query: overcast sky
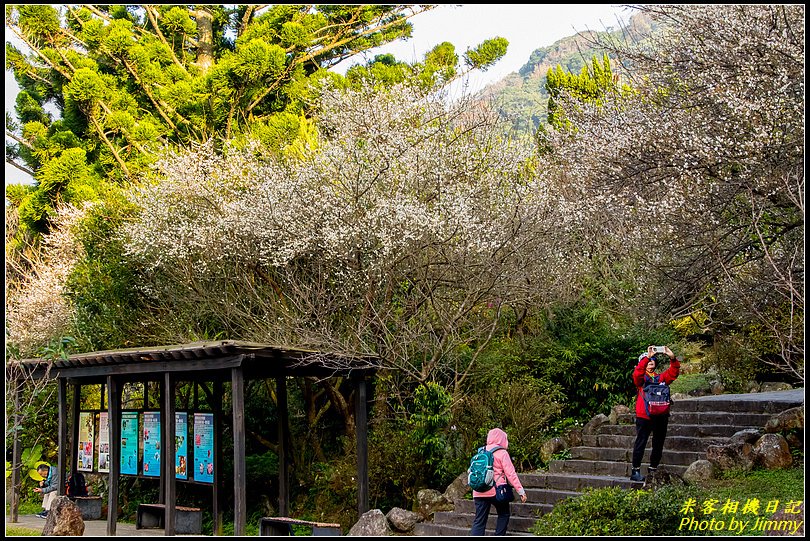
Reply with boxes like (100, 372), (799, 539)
(5, 4), (636, 187)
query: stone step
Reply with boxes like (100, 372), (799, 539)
(548, 459), (687, 477)
(582, 433), (726, 452)
(665, 395), (803, 413)
(454, 498), (555, 517)
(414, 522), (533, 536)
(616, 411), (775, 426)
(519, 472), (643, 491)
(430, 510), (539, 533)
(571, 446), (704, 466)
(598, 423), (759, 438)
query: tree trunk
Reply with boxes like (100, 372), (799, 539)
(194, 7), (214, 72)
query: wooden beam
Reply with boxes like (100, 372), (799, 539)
(355, 377), (369, 516)
(107, 376), (121, 535)
(231, 366), (246, 536)
(276, 376), (289, 517)
(163, 372), (176, 535)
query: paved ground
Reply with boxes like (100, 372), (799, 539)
(7, 514), (170, 536)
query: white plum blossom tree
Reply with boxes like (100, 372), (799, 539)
(540, 4), (804, 380)
(122, 83), (575, 389)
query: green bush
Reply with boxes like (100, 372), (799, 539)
(530, 484), (704, 536)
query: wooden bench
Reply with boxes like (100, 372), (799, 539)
(260, 517), (342, 536)
(69, 496), (102, 520)
(136, 503), (202, 534)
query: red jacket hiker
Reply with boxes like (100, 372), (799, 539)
(633, 352), (680, 420)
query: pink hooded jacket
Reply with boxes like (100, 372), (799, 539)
(472, 428), (526, 498)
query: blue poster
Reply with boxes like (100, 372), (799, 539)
(193, 413), (214, 483)
(175, 412), (188, 480)
(143, 412), (161, 477)
(120, 412), (139, 475)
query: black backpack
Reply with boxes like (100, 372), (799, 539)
(66, 472), (88, 497)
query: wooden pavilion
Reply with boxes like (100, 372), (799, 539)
(7, 340), (379, 535)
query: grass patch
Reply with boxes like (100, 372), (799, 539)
(670, 373), (711, 395)
(5, 526), (40, 536)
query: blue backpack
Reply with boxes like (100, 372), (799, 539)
(643, 374), (672, 416)
(467, 445), (503, 491)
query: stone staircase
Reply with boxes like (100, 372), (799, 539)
(414, 389), (804, 536)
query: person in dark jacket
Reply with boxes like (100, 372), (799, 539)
(33, 463), (58, 518)
(630, 345), (680, 482)
(470, 427), (528, 536)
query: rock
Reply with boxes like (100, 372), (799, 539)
(582, 414), (609, 435)
(746, 381), (761, 393)
(710, 380), (725, 395)
(752, 433), (793, 469)
(608, 404), (630, 425)
(729, 428), (764, 445)
(385, 507), (422, 532)
(540, 437), (567, 464)
(764, 502), (804, 536)
(671, 392), (691, 401)
(644, 468), (685, 489)
(348, 509), (391, 536)
(42, 496), (85, 536)
(443, 471), (469, 502)
(683, 460), (716, 484)
(564, 428), (583, 447)
(760, 382), (793, 392)
(706, 442), (754, 471)
(764, 406), (804, 434)
(415, 488), (453, 520)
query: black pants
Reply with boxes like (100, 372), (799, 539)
(632, 415), (669, 469)
(470, 497), (511, 536)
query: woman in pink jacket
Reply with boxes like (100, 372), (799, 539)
(470, 427), (527, 536)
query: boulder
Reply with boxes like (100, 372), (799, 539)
(609, 404), (631, 425)
(764, 501), (804, 536)
(563, 428), (583, 447)
(582, 414), (609, 435)
(752, 433), (793, 469)
(42, 496), (85, 536)
(385, 507), (422, 532)
(415, 488), (453, 520)
(443, 471), (469, 502)
(540, 437), (567, 464)
(760, 382), (793, 392)
(764, 406), (804, 434)
(644, 468), (685, 489)
(683, 460), (716, 484)
(729, 428), (764, 446)
(706, 442), (753, 471)
(348, 509), (391, 536)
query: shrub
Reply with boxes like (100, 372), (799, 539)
(530, 484), (704, 536)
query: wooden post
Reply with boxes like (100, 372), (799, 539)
(355, 377), (369, 516)
(213, 379), (223, 536)
(276, 375), (289, 517)
(58, 379), (68, 496)
(10, 378), (21, 523)
(107, 376), (121, 536)
(163, 372), (176, 535)
(231, 366), (246, 535)
(71, 383), (81, 482)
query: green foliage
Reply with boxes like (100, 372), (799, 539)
(464, 37), (509, 72)
(409, 382), (453, 478)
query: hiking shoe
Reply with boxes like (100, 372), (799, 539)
(36, 511), (47, 519)
(630, 468), (645, 482)
(648, 466), (658, 476)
